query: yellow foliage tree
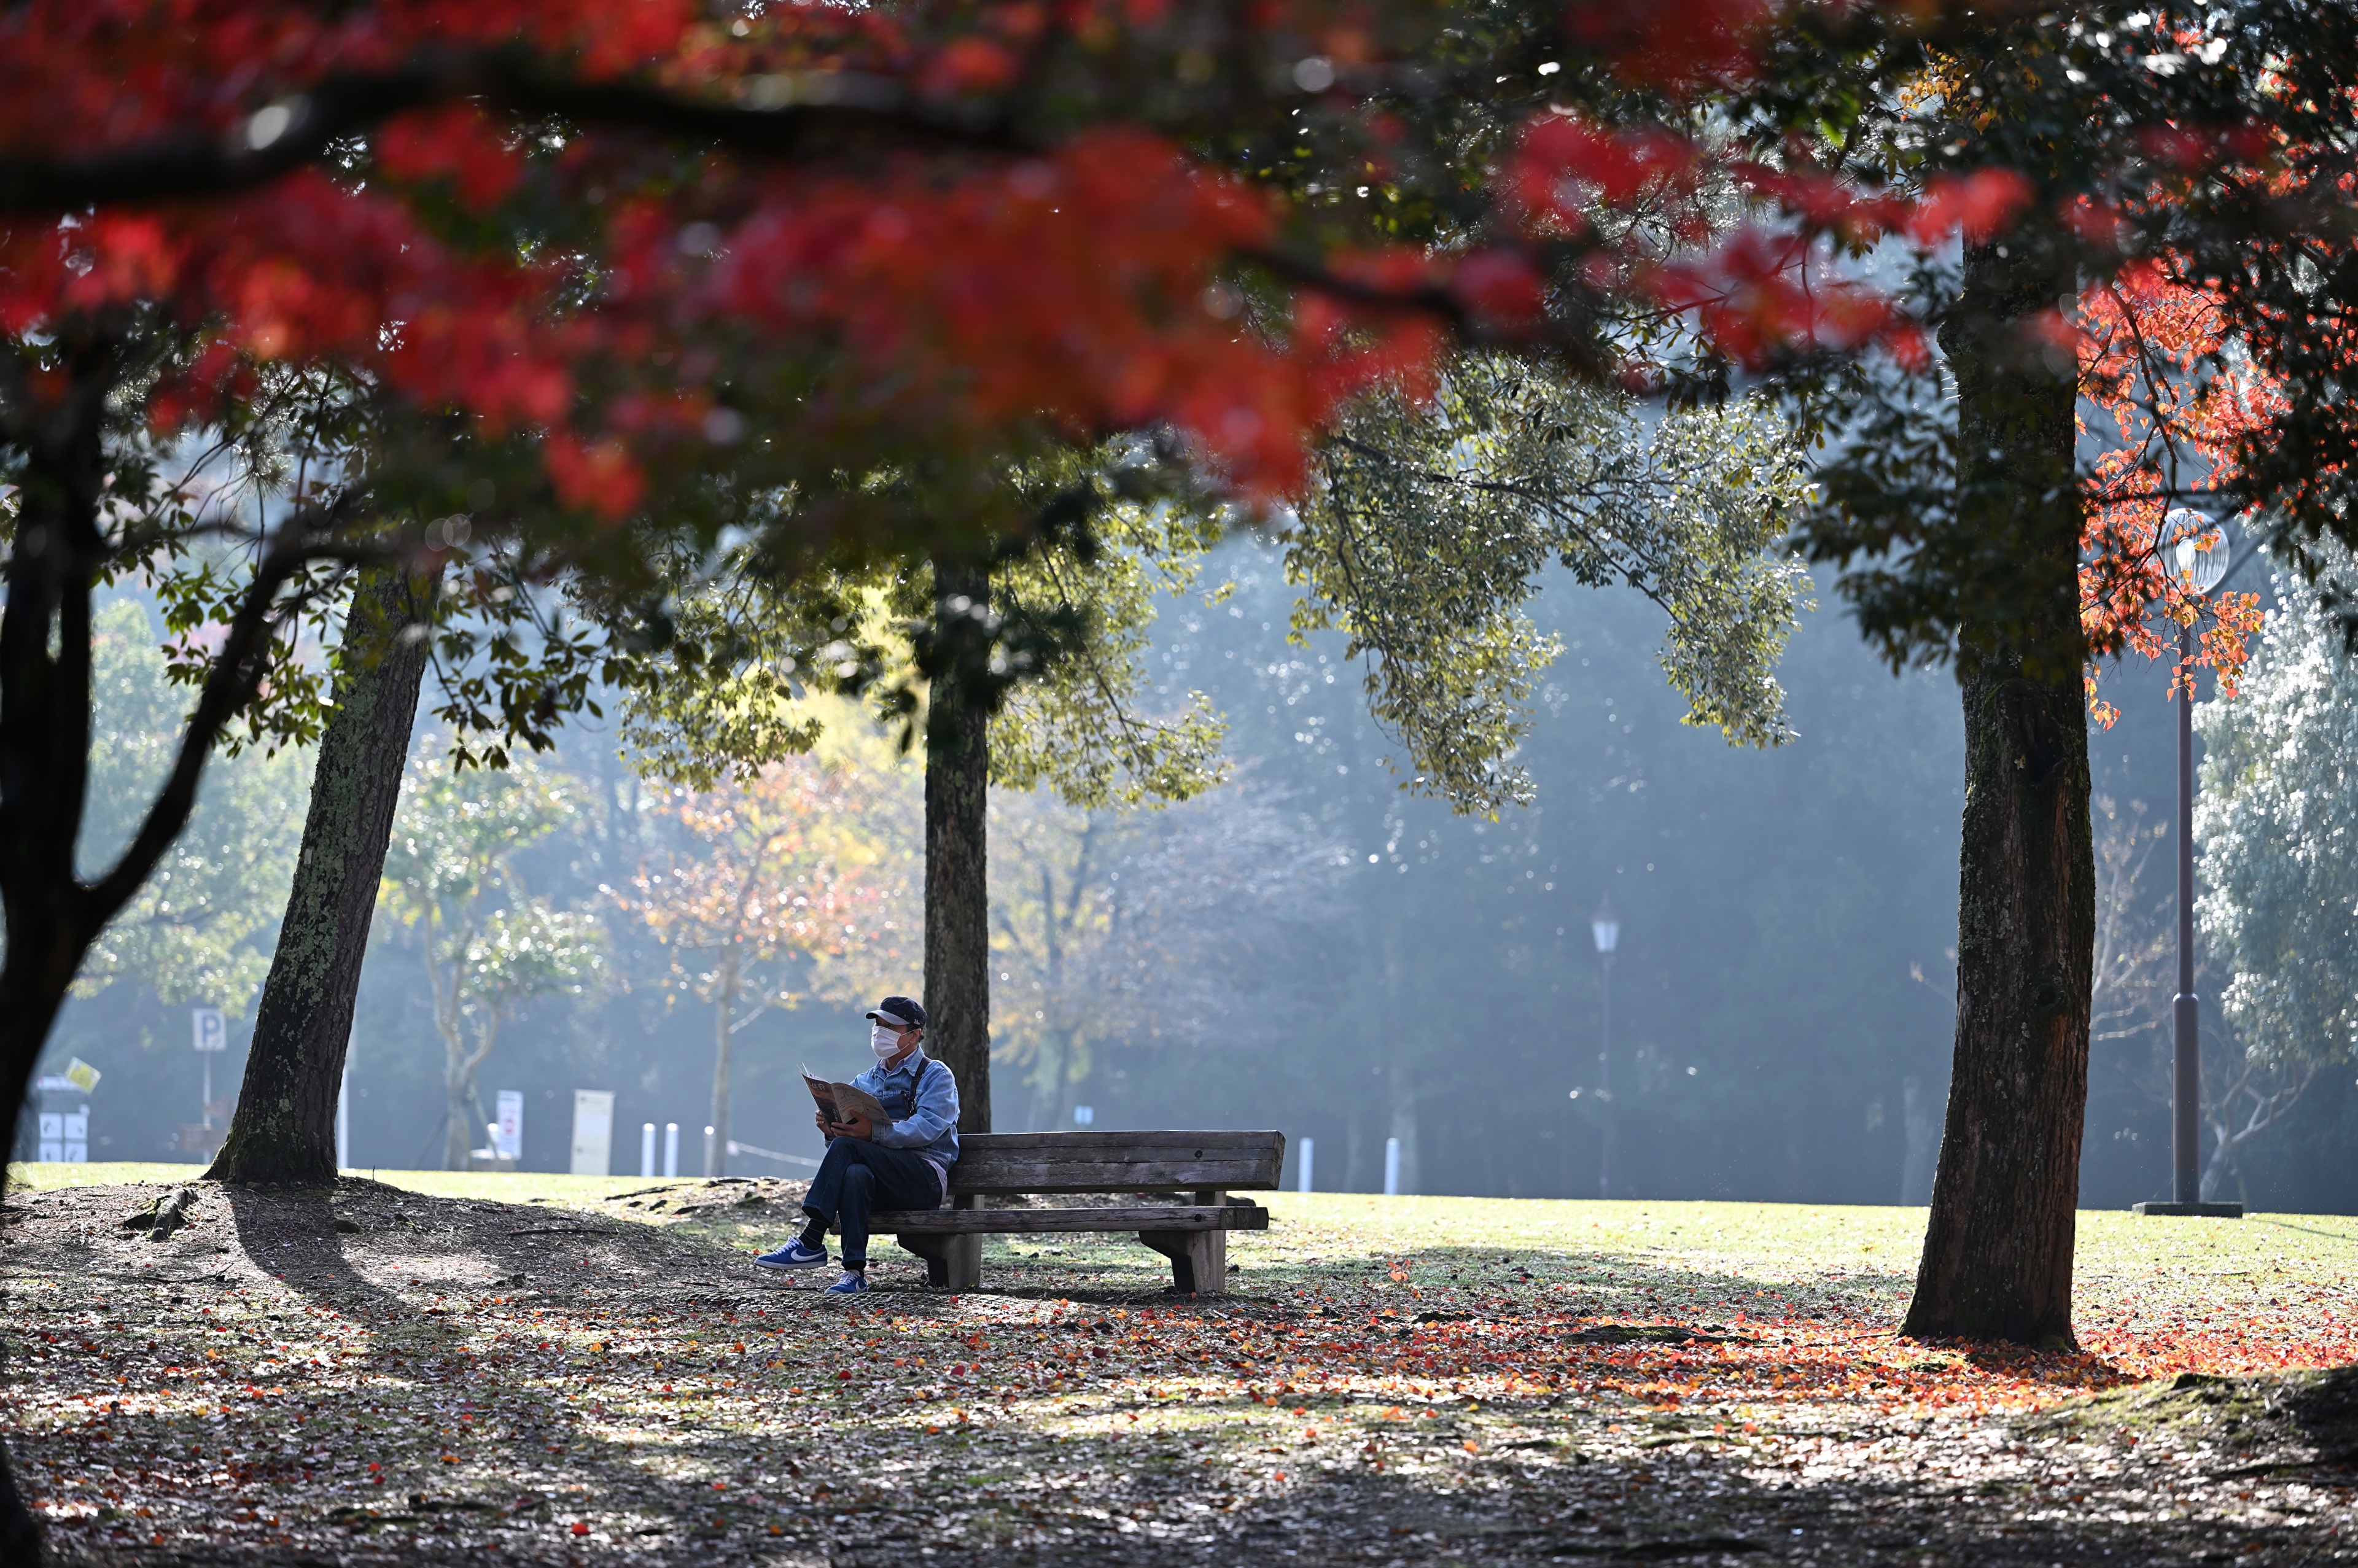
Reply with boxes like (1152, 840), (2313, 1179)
(612, 749), (900, 1174)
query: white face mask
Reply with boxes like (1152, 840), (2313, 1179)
(870, 1023), (905, 1062)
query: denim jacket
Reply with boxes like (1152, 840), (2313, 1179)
(853, 1050), (960, 1171)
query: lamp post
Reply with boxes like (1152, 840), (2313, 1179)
(2136, 510), (2243, 1219)
(1592, 896), (1620, 1200)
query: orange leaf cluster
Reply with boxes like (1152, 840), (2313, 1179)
(617, 759), (892, 987)
(2077, 260), (2280, 723)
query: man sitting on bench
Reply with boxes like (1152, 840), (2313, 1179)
(755, 995), (959, 1294)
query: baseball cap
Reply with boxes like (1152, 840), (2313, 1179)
(866, 996), (927, 1030)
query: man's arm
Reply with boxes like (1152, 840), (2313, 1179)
(871, 1063), (959, 1150)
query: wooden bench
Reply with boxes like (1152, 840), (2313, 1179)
(872, 1130), (1283, 1294)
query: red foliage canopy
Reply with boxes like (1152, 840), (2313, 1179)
(0, 0), (2019, 517)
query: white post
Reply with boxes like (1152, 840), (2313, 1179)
(640, 1123), (657, 1179)
(1298, 1137), (1315, 1193)
(568, 1090), (615, 1176)
(1384, 1136), (1401, 1197)
(335, 1066), (349, 1171)
(494, 1090), (523, 1165)
(704, 1125), (716, 1176)
(663, 1122), (679, 1179)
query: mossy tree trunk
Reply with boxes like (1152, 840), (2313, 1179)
(208, 569), (432, 1184)
(925, 562), (992, 1135)
(1903, 240), (2095, 1346)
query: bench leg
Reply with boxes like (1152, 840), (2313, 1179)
(1138, 1228), (1226, 1295)
(897, 1233), (981, 1290)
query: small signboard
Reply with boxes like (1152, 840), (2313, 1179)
(569, 1090), (614, 1176)
(35, 1109), (87, 1163)
(494, 1090), (523, 1163)
(34, 1061), (98, 1160)
(192, 1007), (227, 1053)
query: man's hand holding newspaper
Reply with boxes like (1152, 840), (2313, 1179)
(804, 1069), (892, 1143)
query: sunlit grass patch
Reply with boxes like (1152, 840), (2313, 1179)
(6, 1162), (687, 1204)
(7, 1160), (212, 1189)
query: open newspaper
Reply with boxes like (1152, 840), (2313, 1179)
(802, 1068), (892, 1132)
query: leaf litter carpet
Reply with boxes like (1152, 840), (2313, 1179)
(4, 1177), (2353, 1565)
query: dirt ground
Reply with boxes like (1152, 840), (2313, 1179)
(4, 1176), (2353, 1566)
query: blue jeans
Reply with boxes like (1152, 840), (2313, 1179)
(800, 1139), (942, 1268)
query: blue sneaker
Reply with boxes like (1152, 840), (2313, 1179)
(755, 1238), (830, 1271)
(823, 1269), (870, 1294)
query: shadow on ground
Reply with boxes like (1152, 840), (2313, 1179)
(4, 1181), (2349, 1566)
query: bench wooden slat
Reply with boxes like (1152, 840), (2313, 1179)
(873, 1204), (1269, 1235)
(954, 1131), (1281, 1152)
(946, 1131), (1284, 1195)
(947, 1160), (1271, 1195)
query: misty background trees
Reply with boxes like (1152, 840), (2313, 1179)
(37, 537), (2352, 1209)
(377, 750), (606, 1172)
(77, 600), (311, 1031)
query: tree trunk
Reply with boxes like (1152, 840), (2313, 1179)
(925, 563), (993, 1135)
(445, 1015), (496, 1172)
(1056, 1037), (1088, 1129)
(0, 338), (123, 1568)
(1901, 1075), (1939, 1206)
(709, 952), (736, 1176)
(1904, 240), (2093, 1346)
(0, 366), (107, 1138)
(1382, 925), (1420, 1195)
(208, 568), (431, 1183)
(446, 1069), (477, 1171)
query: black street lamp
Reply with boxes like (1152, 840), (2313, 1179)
(1592, 895), (1620, 1200)
(2136, 509), (2243, 1219)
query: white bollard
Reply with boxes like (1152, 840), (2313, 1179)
(663, 1122), (679, 1179)
(1298, 1137), (1315, 1193)
(640, 1122), (656, 1179)
(1384, 1136), (1401, 1197)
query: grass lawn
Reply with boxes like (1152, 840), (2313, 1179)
(4, 1165), (2352, 1564)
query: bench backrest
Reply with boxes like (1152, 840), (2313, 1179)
(948, 1130), (1285, 1195)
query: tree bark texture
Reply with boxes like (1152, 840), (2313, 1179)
(0, 340), (121, 1568)
(208, 569), (432, 1183)
(925, 563), (993, 1135)
(1904, 241), (2095, 1346)
(0, 347), (112, 1145)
